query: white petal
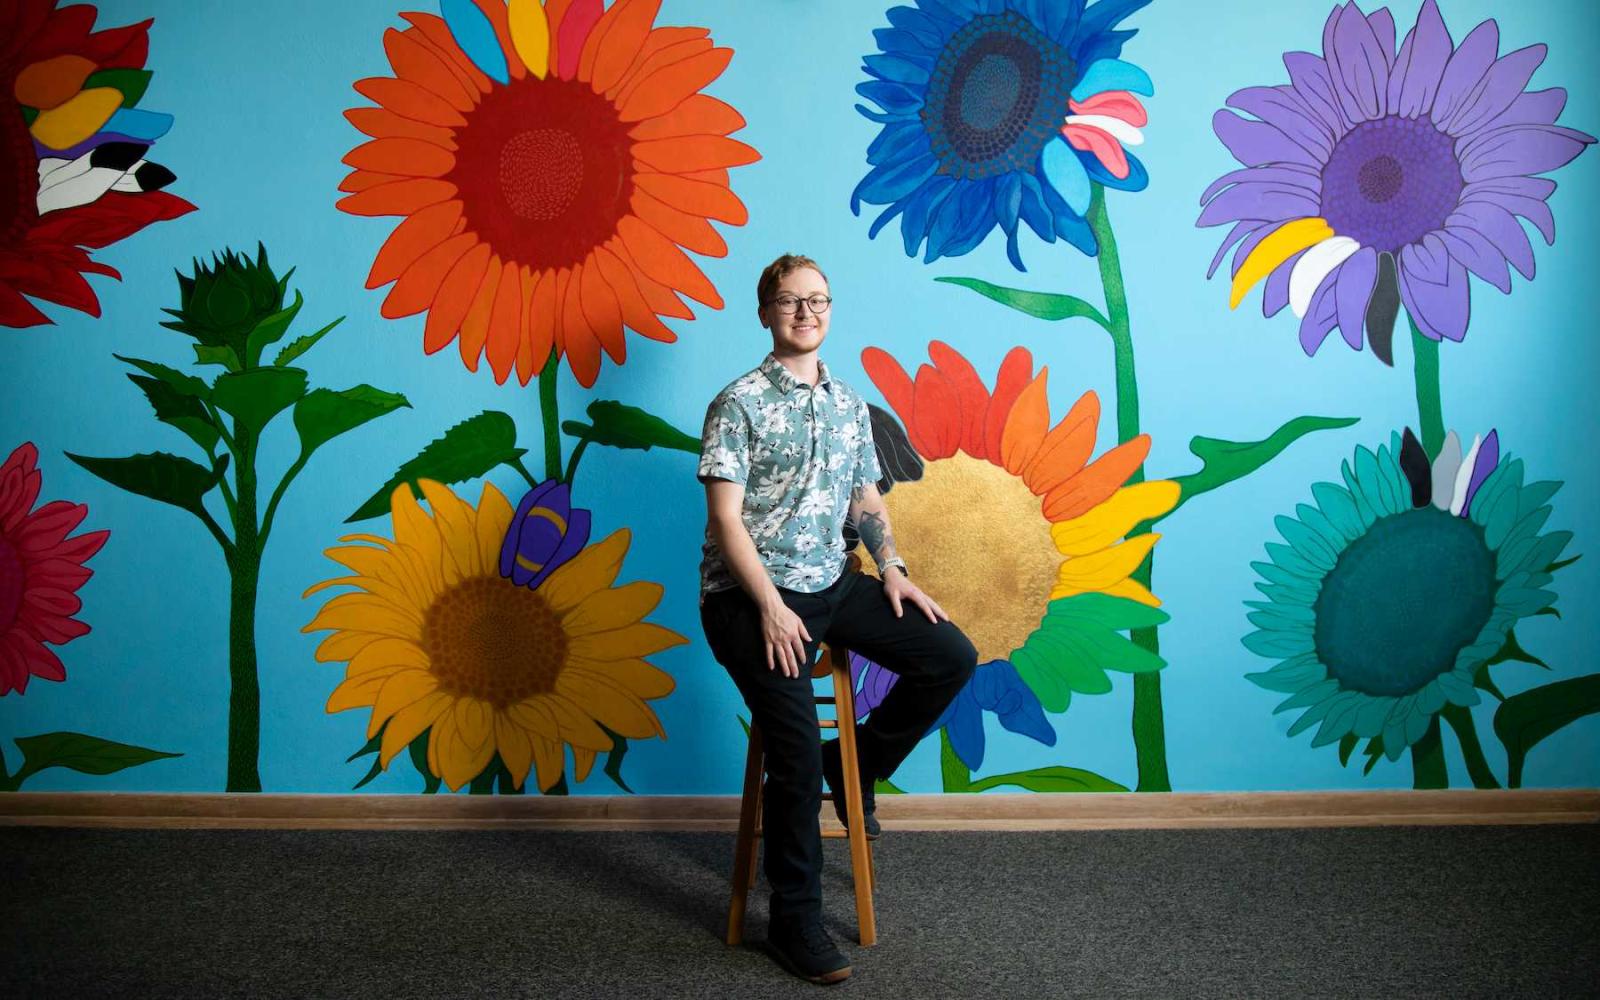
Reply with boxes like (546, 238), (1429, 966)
(1450, 434), (1482, 516)
(1063, 113), (1144, 146)
(37, 166), (126, 214)
(37, 157), (71, 182)
(1430, 431), (1462, 510)
(111, 161), (148, 192)
(1289, 236), (1362, 317)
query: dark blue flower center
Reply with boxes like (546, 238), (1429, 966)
(922, 12), (1074, 180)
(1314, 507), (1494, 697)
(1320, 117), (1463, 253)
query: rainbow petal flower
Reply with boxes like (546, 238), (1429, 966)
(339, 0), (757, 388)
(1199, 0), (1594, 362)
(2, 0), (194, 327)
(0, 443), (109, 695)
(853, 0), (1152, 269)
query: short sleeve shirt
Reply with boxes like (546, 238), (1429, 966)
(697, 353), (881, 598)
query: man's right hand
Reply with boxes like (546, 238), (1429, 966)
(761, 600), (813, 678)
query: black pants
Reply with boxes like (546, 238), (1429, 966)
(700, 569), (978, 925)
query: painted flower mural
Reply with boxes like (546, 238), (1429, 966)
(853, 0), (1152, 267)
(339, 0), (757, 388)
(855, 341), (1176, 789)
(1246, 429), (1588, 788)
(306, 479), (683, 793)
(1200, 0), (1594, 363)
(0, 442), (107, 695)
(2, 0), (193, 327)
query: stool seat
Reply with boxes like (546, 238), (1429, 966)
(725, 642), (878, 947)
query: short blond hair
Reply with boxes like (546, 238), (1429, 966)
(756, 254), (828, 307)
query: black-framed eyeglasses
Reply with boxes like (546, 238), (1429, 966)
(764, 293), (832, 315)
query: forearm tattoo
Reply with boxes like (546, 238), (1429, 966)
(857, 511), (895, 562)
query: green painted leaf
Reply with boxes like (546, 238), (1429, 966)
(83, 68), (151, 108)
(294, 385), (410, 459)
(409, 730), (441, 794)
(65, 450), (228, 517)
(127, 374), (220, 453)
(1485, 628), (1549, 671)
(192, 343), (240, 371)
(599, 722), (632, 793)
(274, 317), (343, 367)
(565, 400), (699, 454)
(348, 410), (527, 522)
(212, 366), (308, 435)
(966, 765), (1127, 793)
(1338, 732), (1358, 766)
(936, 276), (1109, 329)
(115, 354), (211, 400)
(243, 290), (304, 367)
(874, 778), (905, 795)
(1147, 415), (1360, 528)
(1494, 673), (1600, 788)
(1549, 554), (1582, 573)
(20, 106), (37, 126)
(8, 732), (180, 789)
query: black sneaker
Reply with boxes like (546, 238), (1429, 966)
(766, 919), (851, 984)
(821, 738), (880, 839)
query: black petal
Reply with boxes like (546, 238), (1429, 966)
(1399, 427), (1431, 508)
(1366, 251), (1400, 366)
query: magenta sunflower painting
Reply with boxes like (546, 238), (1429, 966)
(1199, 0), (1593, 363)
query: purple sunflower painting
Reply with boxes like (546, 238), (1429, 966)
(1199, 0), (1593, 363)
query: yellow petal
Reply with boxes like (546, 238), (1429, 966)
(304, 599), (422, 642)
(1049, 532), (1161, 601)
(1051, 481), (1181, 555)
(327, 672), (389, 713)
(419, 479), (481, 581)
(379, 691), (452, 765)
(440, 720), (496, 792)
(496, 714), (536, 788)
(539, 691), (615, 750)
(557, 671), (663, 739)
(367, 669), (441, 737)
(507, 697), (560, 742)
(569, 622), (688, 660)
(29, 86), (122, 150)
(568, 656), (676, 699)
(474, 480), (515, 572)
(1230, 218), (1333, 309)
(531, 735), (563, 792)
(572, 746), (597, 783)
(507, 0), (551, 78)
(538, 528), (632, 612)
(390, 483), (447, 589)
(316, 592), (422, 625)
(454, 696), (494, 751)
(1095, 576), (1163, 607)
(562, 580), (663, 635)
(312, 630), (383, 662)
(347, 636), (430, 677)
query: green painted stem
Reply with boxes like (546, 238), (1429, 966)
(939, 730), (971, 792)
(1086, 185), (1170, 793)
(0, 746), (13, 792)
(1441, 704), (1500, 789)
(1410, 717), (1449, 789)
(227, 431), (262, 793)
(1410, 318), (1444, 460)
(539, 352), (562, 481)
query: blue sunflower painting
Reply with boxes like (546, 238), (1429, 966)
(852, 0), (1152, 268)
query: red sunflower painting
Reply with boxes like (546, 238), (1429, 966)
(2, 1), (194, 328)
(339, 0), (758, 388)
(0, 443), (109, 696)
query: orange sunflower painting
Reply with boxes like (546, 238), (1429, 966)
(339, 0), (757, 388)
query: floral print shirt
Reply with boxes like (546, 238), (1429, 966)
(697, 353), (881, 599)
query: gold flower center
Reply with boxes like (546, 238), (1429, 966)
(422, 576), (568, 707)
(876, 453), (1060, 661)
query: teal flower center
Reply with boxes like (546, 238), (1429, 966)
(1314, 507), (1494, 696)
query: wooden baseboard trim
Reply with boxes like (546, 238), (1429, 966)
(1, 789), (1595, 831)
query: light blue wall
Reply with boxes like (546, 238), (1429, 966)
(3, 0), (1596, 793)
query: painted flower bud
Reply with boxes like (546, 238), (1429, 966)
(499, 479), (591, 589)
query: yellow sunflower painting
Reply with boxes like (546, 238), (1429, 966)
(303, 478), (683, 792)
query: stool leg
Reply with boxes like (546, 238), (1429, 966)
(726, 724), (764, 946)
(832, 653), (878, 947)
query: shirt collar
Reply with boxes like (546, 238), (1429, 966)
(760, 352), (830, 394)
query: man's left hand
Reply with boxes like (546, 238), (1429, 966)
(882, 568), (948, 623)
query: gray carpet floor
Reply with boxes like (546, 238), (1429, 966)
(2, 824), (1596, 998)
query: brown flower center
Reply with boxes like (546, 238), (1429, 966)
(876, 453), (1059, 661)
(422, 576), (569, 707)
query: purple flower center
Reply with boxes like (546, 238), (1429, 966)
(923, 12), (1074, 180)
(1320, 116), (1463, 253)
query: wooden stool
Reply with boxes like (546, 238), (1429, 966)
(725, 642), (878, 947)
